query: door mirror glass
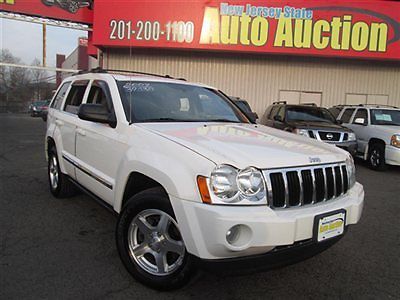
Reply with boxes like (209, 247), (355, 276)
(78, 103), (114, 126)
(274, 115), (283, 122)
(354, 118), (366, 125)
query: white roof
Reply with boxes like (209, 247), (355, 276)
(65, 71), (216, 90)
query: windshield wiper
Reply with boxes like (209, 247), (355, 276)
(206, 119), (242, 123)
(141, 118), (198, 122)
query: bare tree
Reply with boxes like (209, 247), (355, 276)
(0, 50), (54, 112)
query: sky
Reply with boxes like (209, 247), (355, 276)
(1, 18), (88, 67)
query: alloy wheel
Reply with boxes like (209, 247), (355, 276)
(127, 209), (185, 276)
(49, 155), (59, 190)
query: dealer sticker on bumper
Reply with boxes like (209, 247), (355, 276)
(315, 210), (346, 242)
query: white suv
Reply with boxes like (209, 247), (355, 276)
(332, 105), (400, 170)
(46, 70), (364, 290)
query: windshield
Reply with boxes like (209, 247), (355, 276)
(371, 109), (400, 126)
(286, 106), (336, 123)
(117, 81), (248, 123)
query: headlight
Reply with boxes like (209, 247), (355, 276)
(293, 128), (309, 137)
(348, 132), (356, 141)
(390, 135), (400, 148)
(205, 165), (267, 205)
(33, 107), (37, 111)
(209, 165), (238, 200)
(346, 155), (356, 188)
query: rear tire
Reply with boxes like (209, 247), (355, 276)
(48, 146), (77, 198)
(368, 143), (386, 171)
(116, 187), (196, 290)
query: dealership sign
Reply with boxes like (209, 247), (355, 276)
(0, 0), (93, 24)
(93, 0), (400, 60)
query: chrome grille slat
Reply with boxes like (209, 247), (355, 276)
(264, 173), (273, 206)
(322, 167), (328, 201)
(263, 163), (349, 209)
(297, 170), (304, 206)
(332, 166), (337, 197)
(310, 169), (317, 204)
(282, 172), (289, 208)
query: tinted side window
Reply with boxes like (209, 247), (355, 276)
(269, 106), (279, 119)
(340, 108), (355, 123)
(329, 107), (342, 119)
(353, 109), (368, 124)
(276, 106), (285, 120)
(63, 81), (89, 114)
(264, 106), (272, 119)
(51, 82), (71, 110)
(87, 85), (108, 109)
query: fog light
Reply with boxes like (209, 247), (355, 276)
(226, 225), (241, 245)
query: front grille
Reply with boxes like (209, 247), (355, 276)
(319, 131), (341, 141)
(263, 163), (349, 208)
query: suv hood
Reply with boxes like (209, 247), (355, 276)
(137, 123), (348, 169)
(288, 121), (352, 132)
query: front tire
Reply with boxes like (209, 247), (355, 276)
(368, 143), (386, 171)
(116, 188), (195, 290)
(48, 146), (77, 197)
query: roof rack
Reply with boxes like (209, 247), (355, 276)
(74, 67), (187, 81)
(300, 102), (317, 106)
(273, 100), (287, 105)
(334, 103), (398, 109)
(364, 103), (398, 109)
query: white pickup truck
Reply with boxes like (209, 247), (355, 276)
(333, 105), (400, 170)
(45, 69), (364, 290)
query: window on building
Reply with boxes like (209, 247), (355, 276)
(51, 82), (71, 110)
(340, 108), (355, 123)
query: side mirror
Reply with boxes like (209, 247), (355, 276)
(354, 118), (366, 126)
(78, 104), (116, 128)
(274, 115), (283, 122)
(336, 119), (343, 125)
(246, 112), (258, 123)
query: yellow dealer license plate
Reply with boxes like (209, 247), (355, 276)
(314, 210), (346, 242)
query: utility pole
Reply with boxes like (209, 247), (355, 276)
(42, 23), (46, 67)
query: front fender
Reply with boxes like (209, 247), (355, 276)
(113, 142), (216, 213)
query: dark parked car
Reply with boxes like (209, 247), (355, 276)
(230, 97), (258, 123)
(260, 101), (357, 155)
(29, 100), (50, 118)
(41, 0), (92, 14)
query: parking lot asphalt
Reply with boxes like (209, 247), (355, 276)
(1, 113), (399, 300)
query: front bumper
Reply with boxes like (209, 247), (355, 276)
(170, 182), (364, 260)
(335, 141), (358, 156)
(199, 234), (344, 274)
(386, 145), (400, 166)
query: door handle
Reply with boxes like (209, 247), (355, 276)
(55, 120), (64, 126)
(76, 128), (86, 136)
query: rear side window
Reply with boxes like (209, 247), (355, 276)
(329, 107), (342, 119)
(51, 82), (71, 110)
(63, 81), (89, 115)
(340, 108), (355, 123)
(269, 106), (279, 119)
(353, 109), (368, 124)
